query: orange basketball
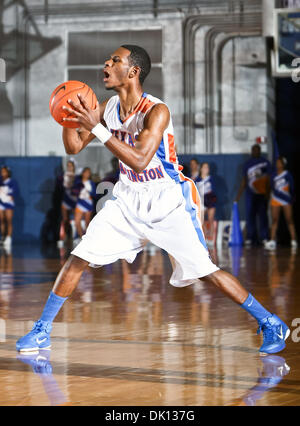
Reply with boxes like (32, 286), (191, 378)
(49, 80), (97, 128)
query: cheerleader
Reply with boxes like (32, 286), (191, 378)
(57, 159), (77, 247)
(0, 166), (19, 248)
(265, 157), (297, 250)
(73, 167), (96, 244)
(189, 158), (201, 182)
(196, 162), (217, 245)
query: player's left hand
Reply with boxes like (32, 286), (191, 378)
(62, 94), (100, 132)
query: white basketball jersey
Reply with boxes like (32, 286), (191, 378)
(103, 92), (181, 186)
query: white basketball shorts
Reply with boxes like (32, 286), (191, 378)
(72, 177), (219, 287)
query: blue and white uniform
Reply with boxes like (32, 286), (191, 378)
(196, 175), (217, 209)
(270, 170), (294, 206)
(72, 92), (219, 286)
(74, 177), (96, 213)
(243, 157), (271, 196)
(0, 178), (19, 210)
(61, 171), (77, 210)
(243, 156), (271, 242)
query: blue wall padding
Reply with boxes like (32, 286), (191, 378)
(178, 154), (249, 221)
(0, 154), (248, 242)
(0, 157), (63, 242)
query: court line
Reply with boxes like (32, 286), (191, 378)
(0, 356), (299, 395)
(3, 334), (258, 354)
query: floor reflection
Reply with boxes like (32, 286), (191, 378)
(231, 355), (291, 406)
(16, 350), (69, 406)
(0, 242), (299, 405)
(15, 350), (291, 406)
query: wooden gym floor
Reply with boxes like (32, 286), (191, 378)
(0, 242), (299, 406)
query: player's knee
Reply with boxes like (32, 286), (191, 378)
(63, 255), (88, 277)
(200, 270), (220, 285)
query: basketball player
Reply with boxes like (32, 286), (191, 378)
(16, 45), (290, 355)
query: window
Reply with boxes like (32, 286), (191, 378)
(67, 30), (163, 101)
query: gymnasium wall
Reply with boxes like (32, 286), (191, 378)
(4, 12), (184, 163)
(275, 78), (300, 241)
(1, 1), (267, 164)
(1, 154), (249, 243)
(0, 156), (63, 243)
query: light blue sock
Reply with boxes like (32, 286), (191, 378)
(40, 291), (68, 323)
(241, 293), (271, 323)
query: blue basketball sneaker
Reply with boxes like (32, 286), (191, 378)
(16, 320), (52, 352)
(257, 314), (290, 355)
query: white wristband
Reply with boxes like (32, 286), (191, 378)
(91, 123), (112, 145)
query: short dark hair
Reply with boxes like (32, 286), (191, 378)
(251, 143), (261, 152)
(121, 44), (151, 84)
